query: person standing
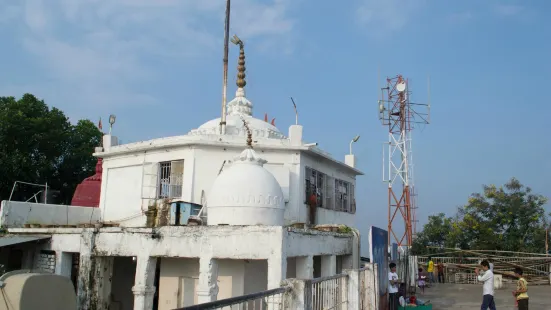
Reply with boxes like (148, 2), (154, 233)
(417, 267), (427, 293)
(437, 261), (445, 283)
(388, 263), (400, 310)
(488, 258), (494, 272)
(475, 260), (496, 310)
(427, 257), (435, 286)
(513, 267), (529, 310)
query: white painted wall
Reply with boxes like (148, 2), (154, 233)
(158, 258), (262, 309)
(0, 201), (101, 228)
(98, 148), (195, 227)
(97, 142), (357, 228)
(300, 153), (357, 227)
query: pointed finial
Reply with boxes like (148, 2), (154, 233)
(231, 35), (246, 89)
(241, 117), (253, 148)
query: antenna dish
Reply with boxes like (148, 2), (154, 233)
(396, 82), (406, 92)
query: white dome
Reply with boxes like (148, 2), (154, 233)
(187, 87), (286, 139)
(207, 148), (285, 226)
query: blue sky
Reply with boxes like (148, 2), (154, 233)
(1, 0), (550, 250)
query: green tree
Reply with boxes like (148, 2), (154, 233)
(456, 178), (549, 253)
(412, 213), (455, 255)
(413, 178), (549, 254)
(0, 94), (102, 204)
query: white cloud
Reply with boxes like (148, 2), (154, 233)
(356, 0), (426, 37)
(0, 0), (297, 115)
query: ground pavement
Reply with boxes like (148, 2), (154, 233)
(415, 283), (551, 309)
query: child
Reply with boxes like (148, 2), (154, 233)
(418, 267), (427, 293)
(513, 267), (529, 310)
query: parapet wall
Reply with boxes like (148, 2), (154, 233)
(0, 201), (101, 228)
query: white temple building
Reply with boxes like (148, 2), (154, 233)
(0, 39), (364, 310)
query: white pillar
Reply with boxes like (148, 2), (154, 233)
(321, 255), (337, 277)
(196, 256), (219, 304)
(282, 279), (310, 309)
(296, 256), (314, 279)
(267, 254), (287, 310)
(132, 256), (157, 310)
(268, 254), (287, 289)
(55, 251), (73, 277)
(345, 269), (360, 310)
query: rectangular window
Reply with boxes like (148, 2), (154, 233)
(335, 179), (355, 213)
(305, 167), (325, 208)
(158, 160), (184, 199)
(305, 166), (356, 213)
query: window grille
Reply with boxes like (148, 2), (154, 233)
(158, 161), (184, 199)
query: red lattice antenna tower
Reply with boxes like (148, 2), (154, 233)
(378, 75), (430, 247)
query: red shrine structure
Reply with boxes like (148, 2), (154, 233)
(70, 158), (102, 207)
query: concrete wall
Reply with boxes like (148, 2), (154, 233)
(300, 153), (357, 227)
(158, 258), (199, 309)
(98, 143), (358, 228)
(0, 201), (101, 228)
(158, 258), (266, 309)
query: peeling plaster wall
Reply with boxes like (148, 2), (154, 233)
(7, 227), (353, 260)
(286, 230), (352, 257)
(8, 226), (354, 308)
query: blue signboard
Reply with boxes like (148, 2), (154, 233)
(369, 226), (389, 310)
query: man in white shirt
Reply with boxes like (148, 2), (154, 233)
(475, 260), (496, 310)
(388, 262), (400, 310)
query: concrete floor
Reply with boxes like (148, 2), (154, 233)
(414, 283), (551, 309)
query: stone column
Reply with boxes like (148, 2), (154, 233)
(321, 255), (337, 277)
(267, 254), (287, 310)
(90, 257), (114, 310)
(345, 269), (361, 310)
(296, 256), (314, 279)
(133, 256), (158, 310)
(196, 256), (219, 304)
(55, 251), (73, 277)
(77, 231), (95, 310)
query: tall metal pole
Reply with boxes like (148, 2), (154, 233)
(219, 0), (231, 135)
(379, 75), (430, 247)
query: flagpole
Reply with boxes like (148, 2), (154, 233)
(219, 0), (231, 135)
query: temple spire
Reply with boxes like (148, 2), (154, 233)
(231, 35), (246, 90)
(227, 35), (253, 116)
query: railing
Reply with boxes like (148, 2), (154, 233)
(308, 274), (348, 310)
(176, 287), (290, 310)
(418, 256), (550, 277)
(178, 266), (379, 310)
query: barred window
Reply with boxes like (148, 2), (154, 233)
(158, 160), (184, 199)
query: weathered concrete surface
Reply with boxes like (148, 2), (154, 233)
(419, 283), (551, 310)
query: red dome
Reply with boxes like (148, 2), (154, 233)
(70, 158), (103, 207)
